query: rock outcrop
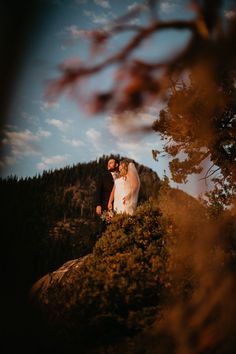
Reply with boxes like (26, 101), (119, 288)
(30, 254), (91, 305)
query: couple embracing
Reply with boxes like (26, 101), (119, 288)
(95, 157), (140, 219)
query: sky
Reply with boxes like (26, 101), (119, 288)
(1, 0), (234, 197)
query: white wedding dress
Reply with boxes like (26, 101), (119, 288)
(113, 162), (140, 215)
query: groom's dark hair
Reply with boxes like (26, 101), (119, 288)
(109, 156), (119, 165)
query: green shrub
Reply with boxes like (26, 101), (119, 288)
(36, 196), (236, 354)
(45, 200), (175, 336)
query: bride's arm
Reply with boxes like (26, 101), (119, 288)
(108, 185), (115, 210)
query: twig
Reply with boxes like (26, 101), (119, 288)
(199, 167), (221, 181)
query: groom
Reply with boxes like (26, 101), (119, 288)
(95, 157), (119, 216)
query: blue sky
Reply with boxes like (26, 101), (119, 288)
(1, 0), (234, 197)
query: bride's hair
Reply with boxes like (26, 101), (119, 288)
(119, 159), (129, 178)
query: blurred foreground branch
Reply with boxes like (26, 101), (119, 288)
(46, 0), (236, 202)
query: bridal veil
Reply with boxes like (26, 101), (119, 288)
(127, 162), (140, 208)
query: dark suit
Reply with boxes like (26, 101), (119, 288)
(95, 170), (114, 212)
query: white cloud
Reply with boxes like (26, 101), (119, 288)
(86, 128), (106, 153)
(127, 2), (139, 11)
(92, 13), (109, 25)
(86, 128), (101, 142)
(68, 25), (90, 39)
(31, 100), (60, 116)
(160, 1), (176, 13)
(107, 111), (157, 138)
(102, 109), (166, 165)
(104, 110), (162, 162)
(0, 127), (51, 168)
(127, 2), (148, 12)
(37, 129), (51, 138)
(62, 136), (85, 147)
(21, 111), (40, 125)
(36, 154), (70, 172)
(2, 129), (41, 157)
(116, 139), (156, 162)
(83, 9), (111, 25)
(94, 0), (110, 9)
(41, 101), (60, 110)
(117, 140), (140, 151)
(46, 118), (70, 132)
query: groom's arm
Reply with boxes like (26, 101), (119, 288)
(95, 173), (103, 215)
(108, 185), (115, 210)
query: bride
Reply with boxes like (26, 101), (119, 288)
(108, 159), (140, 215)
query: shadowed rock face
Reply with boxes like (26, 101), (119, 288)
(30, 255), (91, 306)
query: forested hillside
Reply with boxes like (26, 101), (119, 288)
(0, 155), (163, 352)
(0, 155), (161, 290)
(1, 155), (236, 354)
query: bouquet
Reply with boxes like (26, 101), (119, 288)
(100, 209), (115, 223)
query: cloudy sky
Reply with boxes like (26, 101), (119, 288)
(1, 0), (234, 196)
